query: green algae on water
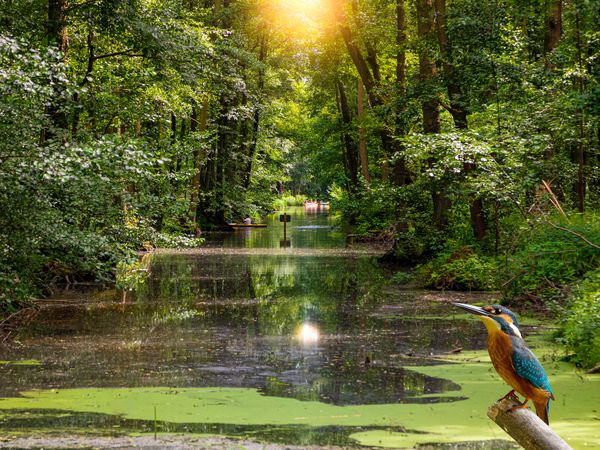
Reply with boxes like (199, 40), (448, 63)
(0, 359), (41, 366)
(0, 351), (598, 449)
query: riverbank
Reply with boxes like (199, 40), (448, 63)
(0, 434), (344, 449)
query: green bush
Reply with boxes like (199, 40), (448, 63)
(501, 214), (600, 304)
(0, 265), (38, 313)
(561, 270), (600, 368)
(418, 246), (499, 291)
(390, 271), (415, 285)
(332, 181), (398, 233)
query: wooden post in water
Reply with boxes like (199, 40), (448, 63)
(487, 397), (572, 450)
(154, 405), (157, 440)
(283, 196), (287, 242)
(279, 189), (290, 247)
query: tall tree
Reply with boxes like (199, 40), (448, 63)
(45, 0), (69, 137)
(329, 0), (396, 177)
(190, 100), (209, 226)
(394, 0), (409, 186)
(242, 31), (268, 190)
(357, 78), (370, 184)
(336, 80), (359, 192)
(574, 5), (585, 212)
(545, 0), (562, 55)
(416, 0), (449, 229)
(434, 0), (467, 130)
(434, 0), (486, 239)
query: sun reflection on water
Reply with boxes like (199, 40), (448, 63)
(297, 323), (319, 345)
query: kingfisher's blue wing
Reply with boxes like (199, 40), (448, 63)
(510, 337), (553, 396)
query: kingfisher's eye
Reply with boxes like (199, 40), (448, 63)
(494, 307), (501, 314)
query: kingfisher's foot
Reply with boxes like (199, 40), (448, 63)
(498, 390), (517, 402)
(509, 399), (529, 412)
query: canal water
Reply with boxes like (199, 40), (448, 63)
(0, 207), (598, 448)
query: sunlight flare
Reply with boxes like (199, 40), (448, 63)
(267, 0), (326, 40)
(281, 0), (322, 14)
(297, 323), (320, 345)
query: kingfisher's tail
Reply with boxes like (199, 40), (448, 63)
(534, 400), (550, 425)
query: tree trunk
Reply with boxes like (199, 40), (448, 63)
(357, 79), (370, 184)
(331, 0), (397, 175)
(170, 113), (179, 173)
(470, 198), (486, 240)
(243, 32), (267, 190)
(243, 108), (261, 189)
(47, 0), (68, 55)
(72, 30), (94, 137)
(434, 0), (467, 129)
(575, 7), (586, 212)
(238, 91), (251, 184)
(417, 0), (449, 229)
(544, 0), (562, 55)
(394, 0), (409, 187)
(336, 80), (359, 192)
(417, 0), (440, 135)
(350, 0), (381, 84)
(171, 113), (177, 143)
(434, 0), (486, 238)
(45, 0), (69, 139)
(214, 96), (229, 224)
(338, 24), (378, 108)
(190, 101), (209, 225)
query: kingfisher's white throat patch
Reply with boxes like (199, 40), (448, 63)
(509, 322), (522, 338)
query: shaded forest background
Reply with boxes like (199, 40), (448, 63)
(0, 0), (599, 367)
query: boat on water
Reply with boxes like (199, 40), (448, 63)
(228, 223), (267, 228)
(304, 200), (329, 209)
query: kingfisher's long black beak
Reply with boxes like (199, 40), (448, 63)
(452, 302), (493, 317)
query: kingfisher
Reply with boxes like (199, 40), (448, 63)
(453, 302), (554, 424)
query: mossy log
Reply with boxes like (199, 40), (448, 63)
(487, 397), (572, 450)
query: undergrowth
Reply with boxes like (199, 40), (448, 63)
(418, 246), (499, 291)
(559, 269), (600, 369)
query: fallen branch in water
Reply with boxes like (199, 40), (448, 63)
(487, 397), (572, 450)
(588, 364), (600, 374)
(0, 307), (38, 345)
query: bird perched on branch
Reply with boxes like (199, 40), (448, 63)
(453, 303), (554, 424)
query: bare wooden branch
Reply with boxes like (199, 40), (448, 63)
(93, 50), (144, 60)
(543, 221), (600, 250)
(541, 180), (567, 217)
(487, 397), (572, 450)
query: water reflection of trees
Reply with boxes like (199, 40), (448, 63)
(145, 253), (389, 334)
(130, 253), (466, 404)
(3, 252), (481, 402)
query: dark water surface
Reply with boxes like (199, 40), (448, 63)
(0, 207), (500, 447)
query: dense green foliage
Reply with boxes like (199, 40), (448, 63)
(418, 246), (499, 291)
(502, 215), (600, 303)
(0, 32), (203, 310)
(561, 269), (600, 368)
(0, 1), (298, 309)
(297, 0), (599, 364)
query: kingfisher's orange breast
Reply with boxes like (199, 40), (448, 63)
(487, 332), (521, 388)
(486, 332), (550, 403)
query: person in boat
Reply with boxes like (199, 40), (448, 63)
(243, 216), (252, 224)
